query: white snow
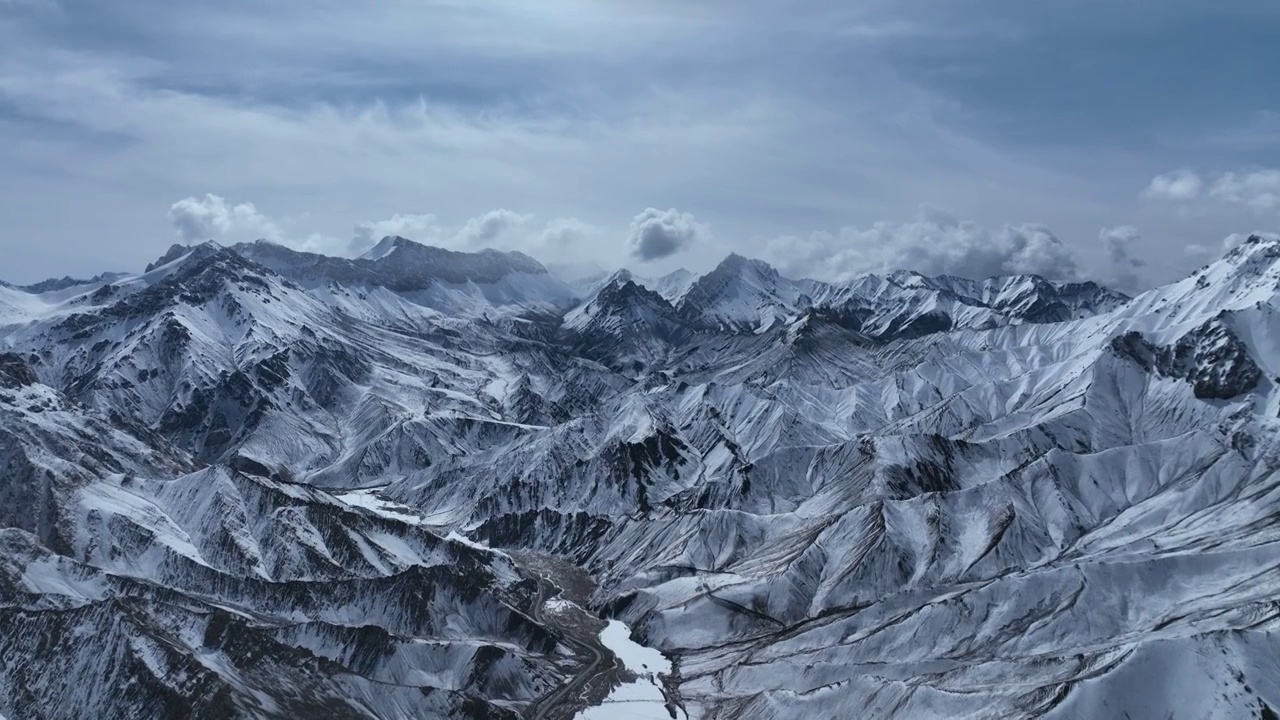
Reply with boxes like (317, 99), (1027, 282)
(446, 530), (509, 559)
(0, 284), (51, 328)
(19, 557), (106, 601)
(577, 620), (686, 720)
(542, 598), (576, 614)
(360, 236), (403, 261)
(72, 483), (216, 572)
(337, 489), (428, 526)
(398, 272), (577, 317)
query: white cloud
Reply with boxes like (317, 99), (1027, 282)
(626, 208), (706, 261)
(477, 215), (598, 256)
(1208, 169), (1280, 212)
(290, 233), (348, 256)
(167, 194), (282, 243)
(535, 217), (593, 249)
(1098, 225), (1146, 294)
(0, 29), (1103, 281)
(350, 213), (442, 255)
(346, 210), (597, 260)
(1141, 170), (1203, 202)
(761, 206), (1080, 283)
(1183, 243), (1210, 259)
(0, 1), (1238, 287)
(454, 209), (530, 247)
(1222, 233), (1251, 251)
(1144, 168), (1280, 213)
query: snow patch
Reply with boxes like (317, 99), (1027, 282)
(542, 598), (576, 615)
(578, 620), (686, 720)
(360, 236), (403, 261)
(19, 557), (106, 601)
(337, 489), (428, 526)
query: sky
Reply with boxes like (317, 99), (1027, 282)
(1, 0), (1278, 292)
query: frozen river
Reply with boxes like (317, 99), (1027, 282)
(577, 620), (687, 719)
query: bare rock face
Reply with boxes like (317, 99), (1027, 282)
(1111, 313), (1262, 399)
(3, 238), (1280, 719)
(0, 353), (36, 389)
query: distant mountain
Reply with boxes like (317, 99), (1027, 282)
(11, 271), (129, 295)
(3, 235), (1280, 720)
(233, 237), (578, 316)
(234, 236), (549, 286)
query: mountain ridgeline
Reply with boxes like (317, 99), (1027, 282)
(2, 235), (1280, 719)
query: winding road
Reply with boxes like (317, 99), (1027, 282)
(523, 575), (616, 720)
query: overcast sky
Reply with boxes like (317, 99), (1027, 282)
(1, 1), (1278, 289)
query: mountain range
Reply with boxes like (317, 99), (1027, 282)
(2, 234), (1279, 719)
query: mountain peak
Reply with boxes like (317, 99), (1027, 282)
(1141, 233), (1280, 319)
(605, 269), (634, 286)
(364, 240), (550, 280)
(714, 252), (778, 278)
(145, 241), (226, 273)
(360, 235), (413, 261)
(1222, 233), (1280, 264)
(674, 254), (806, 333)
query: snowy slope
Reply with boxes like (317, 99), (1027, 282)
(3, 236), (1280, 719)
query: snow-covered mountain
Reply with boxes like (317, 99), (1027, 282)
(2, 235), (1280, 719)
(234, 237), (578, 317)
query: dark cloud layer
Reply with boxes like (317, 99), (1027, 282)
(1099, 225), (1146, 295)
(625, 208), (704, 262)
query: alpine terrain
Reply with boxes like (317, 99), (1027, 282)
(3, 234), (1280, 720)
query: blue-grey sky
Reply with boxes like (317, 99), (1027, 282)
(1, 0), (1277, 289)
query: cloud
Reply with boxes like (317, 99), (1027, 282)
(626, 208), (705, 262)
(535, 217), (593, 248)
(454, 209), (530, 247)
(347, 210), (595, 259)
(1000, 225), (1078, 278)
(169, 197), (592, 263)
(1, 1), (1267, 287)
(167, 194), (282, 243)
(350, 214), (441, 255)
(761, 206), (1080, 283)
(290, 233), (348, 256)
(1143, 168), (1280, 212)
(476, 215), (597, 255)
(1141, 170), (1203, 202)
(1099, 225), (1146, 294)
(1208, 169), (1280, 212)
